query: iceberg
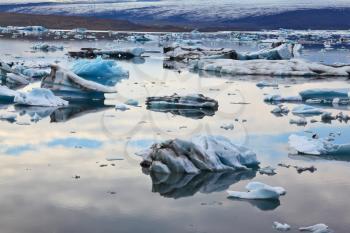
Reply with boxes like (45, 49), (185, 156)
(299, 88), (350, 101)
(299, 224), (331, 233)
(164, 46), (238, 61)
(115, 104), (130, 111)
(191, 59), (350, 77)
(289, 134), (350, 156)
(273, 222), (291, 231)
(239, 44), (293, 60)
(292, 105), (324, 115)
(146, 94), (218, 110)
(14, 88), (68, 107)
(42, 65), (116, 100)
(227, 181), (286, 200)
(138, 135), (259, 174)
(71, 57), (128, 86)
(271, 104), (289, 114)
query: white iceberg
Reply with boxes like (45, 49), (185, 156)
(0, 113), (17, 122)
(191, 59), (350, 77)
(271, 104), (289, 114)
(259, 166), (277, 175)
(273, 222), (291, 231)
(227, 181), (286, 200)
(289, 134), (350, 156)
(14, 88), (68, 107)
(299, 224), (331, 233)
(292, 105), (324, 115)
(138, 135), (259, 174)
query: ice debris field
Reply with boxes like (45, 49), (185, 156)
(0, 27), (349, 233)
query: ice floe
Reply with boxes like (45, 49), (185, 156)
(299, 88), (350, 101)
(14, 88), (68, 107)
(146, 94), (218, 110)
(299, 224), (331, 233)
(292, 105), (325, 115)
(273, 222), (291, 231)
(138, 135), (259, 174)
(290, 118), (307, 126)
(191, 59), (350, 77)
(227, 182), (286, 200)
(259, 166), (277, 175)
(32, 43), (63, 51)
(68, 47), (145, 59)
(289, 134), (350, 156)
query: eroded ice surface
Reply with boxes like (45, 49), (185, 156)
(227, 181), (286, 200)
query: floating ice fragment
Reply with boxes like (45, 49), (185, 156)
(115, 104), (130, 111)
(138, 135), (259, 174)
(292, 105), (325, 115)
(14, 88), (68, 107)
(0, 85), (19, 101)
(0, 113), (17, 123)
(259, 166), (277, 175)
(256, 80), (278, 88)
(192, 59), (350, 77)
(299, 88), (350, 101)
(220, 123), (234, 130)
(32, 43), (63, 51)
(289, 134), (350, 156)
(299, 224), (331, 233)
(290, 118), (307, 126)
(227, 181), (286, 200)
(273, 221), (291, 231)
(271, 104), (289, 114)
(42, 65), (116, 100)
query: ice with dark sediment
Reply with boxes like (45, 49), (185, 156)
(137, 135), (259, 174)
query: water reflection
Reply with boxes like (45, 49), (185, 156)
(147, 170), (256, 199)
(146, 106), (217, 119)
(290, 153), (350, 162)
(14, 101), (112, 123)
(227, 197), (280, 211)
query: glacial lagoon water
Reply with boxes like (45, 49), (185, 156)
(0, 37), (349, 233)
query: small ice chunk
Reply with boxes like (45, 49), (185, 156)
(299, 223), (330, 233)
(290, 118), (307, 126)
(227, 181), (286, 200)
(259, 166), (276, 175)
(256, 80), (278, 88)
(14, 88), (68, 107)
(292, 105), (324, 115)
(271, 104), (289, 114)
(115, 104), (130, 111)
(220, 123), (234, 130)
(273, 221), (291, 231)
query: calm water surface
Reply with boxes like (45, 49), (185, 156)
(0, 38), (349, 233)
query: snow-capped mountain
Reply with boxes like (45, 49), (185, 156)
(1, 0), (350, 29)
